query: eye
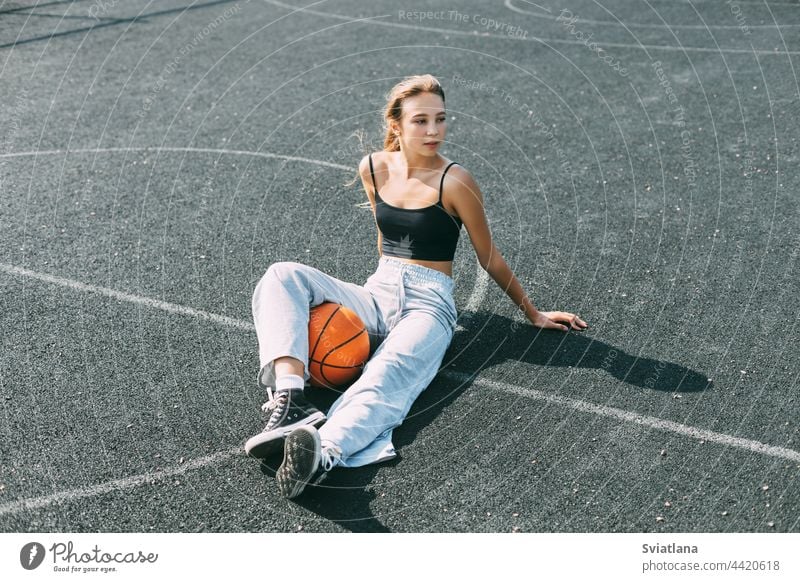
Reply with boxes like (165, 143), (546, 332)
(415, 119), (426, 124)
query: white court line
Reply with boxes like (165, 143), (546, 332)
(455, 258), (490, 332)
(0, 263), (255, 331)
(517, 0), (552, 14)
(0, 263), (797, 516)
(462, 261), (490, 315)
(0, 146), (353, 172)
(0, 145), (489, 330)
(505, 0), (800, 29)
(261, 0), (800, 55)
(0, 448), (241, 517)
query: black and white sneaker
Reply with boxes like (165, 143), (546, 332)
(244, 387), (326, 459)
(276, 426), (339, 499)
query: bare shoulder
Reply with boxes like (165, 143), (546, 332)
(358, 151), (375, 173)
(358, 154), (370, 180)
(359, 151), (389, 179)
(442, 163), (490, 230)
(443, 163), (482, 204)
(358, 152), (379, 186)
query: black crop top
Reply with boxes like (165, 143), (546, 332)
(369, 153), (463, 261)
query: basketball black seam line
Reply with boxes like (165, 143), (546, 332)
(319, 328), (369, 363)
(309, 303), (340, 362)
(309, 358), (365, 369)
(318, 329), (368, 388)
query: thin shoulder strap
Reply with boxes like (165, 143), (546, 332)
(438, 161), (458, 203)
(368, 153), (379, 194)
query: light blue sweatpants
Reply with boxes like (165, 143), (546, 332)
(252, 256), (457, 467)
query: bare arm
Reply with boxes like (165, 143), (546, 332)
(358, 154), (382, 257)
(447, 166), (587, 331)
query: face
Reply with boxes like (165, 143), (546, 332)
(393, 92), (447, 157)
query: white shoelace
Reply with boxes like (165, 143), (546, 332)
(261, 388), (340, 470)
(320, 444), (342, 472)
(260, 387), (288, 428)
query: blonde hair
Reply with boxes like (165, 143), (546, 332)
(383, 74), (446, 152)
(348, 74), (447, 197)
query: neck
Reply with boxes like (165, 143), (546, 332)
(398, 146), (441, 178)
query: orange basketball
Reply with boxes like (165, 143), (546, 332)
(308, 302), (370, 389)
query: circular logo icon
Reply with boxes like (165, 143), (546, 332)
(20, 542), (46, 570)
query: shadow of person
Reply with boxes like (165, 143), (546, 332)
(263, 310), (709, 531)
(448, 311), (711, 393)
(257, 449), (394, 533)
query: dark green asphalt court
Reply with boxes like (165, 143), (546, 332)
(0, 0), (798, 533)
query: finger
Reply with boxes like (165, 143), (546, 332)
(543, 318), (566, 332)
(543, 313), (576, 331)
(559, 313), (585, 329)
(561, 312), (577, 324)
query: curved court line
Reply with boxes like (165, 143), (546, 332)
(0, 146), (353, 172)
(0, 0), (243, 50)
(1, 367), (797, 517)
(0, 2), (794, 528)
(517, 0), (552, 13)
(462, 259), (491, 315)
(4, 263), (793, 466)
(0, 447), (242, 517)
(455, 257), (490, 332)
(505, 0), (800, 29)
(0, 265), (796, 517)
(0, 146), (491, 312)
(261, 0), (800, 55)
